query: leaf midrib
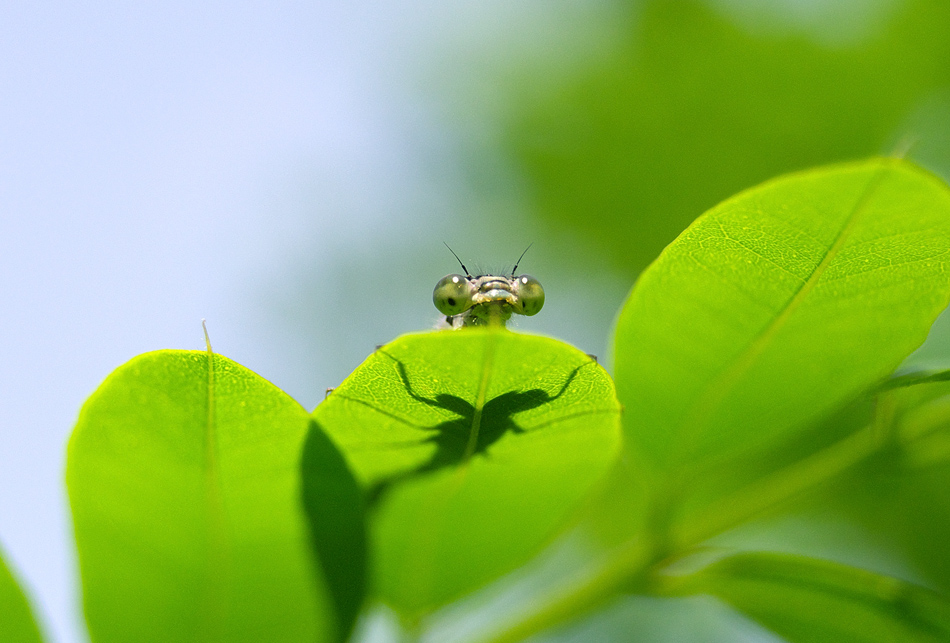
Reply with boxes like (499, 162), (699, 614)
(463, 333), (498, 461)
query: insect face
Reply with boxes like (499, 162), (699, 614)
(433, 272), (544, 328)
(435, 244), (543, 328)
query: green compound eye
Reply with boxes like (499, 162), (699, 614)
(433, 274), (475, 316)
(513, 274), (544, 316)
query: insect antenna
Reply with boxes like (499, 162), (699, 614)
(511, 243), (533, 276)
(443, 242), (472, 277)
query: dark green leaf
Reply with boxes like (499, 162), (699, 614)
(802, 377), (950, 592)
(68, 350), (361, 643)
(314, 329), (622, 616)
(877, 369), (950, 393)
(678, 552), (950, 642)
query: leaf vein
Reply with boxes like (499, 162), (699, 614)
(711, 219), (809, 284)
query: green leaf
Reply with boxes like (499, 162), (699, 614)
(313, 329), (622, 616)
(0, 545), (43, 643)
(68, 350), (364, 643)
(614, 158), (950, 482)
(676, 551), (950, 642)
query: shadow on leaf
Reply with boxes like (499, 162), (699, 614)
(366, 351), (592, 505)
(300, 420), (367, 643)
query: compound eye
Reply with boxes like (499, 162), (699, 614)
(513, 274), (544, 316)
(433, 274), (474, 316)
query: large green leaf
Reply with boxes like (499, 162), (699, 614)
(0, 545), (43, 643)
(313, 329), (622, 616)
(614, 158), (950, 486)
(68, 350), (364, 643)
(677, 551), (950, 642)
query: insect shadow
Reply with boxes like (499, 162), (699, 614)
(367, 351), (591, 506)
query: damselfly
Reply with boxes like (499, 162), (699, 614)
(434, 245), (544, 328)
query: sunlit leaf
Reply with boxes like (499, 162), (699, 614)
(679, 551), (950, 642)
(614, 159), (950, 487)
(68, 350), (364, 643)
(0, 545), (43, 643)
(314, 329), (622, 616)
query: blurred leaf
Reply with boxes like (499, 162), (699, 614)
(0, 546), (43, 643)
(802, 376), (950, 592)
(809, 460), (950, 592)
(613, 159), (950, 489)
(880, 372), (950, 468)
(878, 368), (950, 392)
(526, 594), (784, 643)
(68, 350), (358, 643)
(496, 0), (950, 277)
(677, 551), (950, 642)
(301, 420), (368, 641)
(313, 330), (622, 617)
